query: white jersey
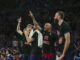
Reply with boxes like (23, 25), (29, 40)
(34, 30), (43, 48)
(28, 29), (43, 48)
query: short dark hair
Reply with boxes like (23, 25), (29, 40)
(56, 11), (64, 19)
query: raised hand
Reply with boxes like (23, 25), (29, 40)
(29, 11), (34, 17)
(17, 17), (22, 23)
(17, 17), (23, 35)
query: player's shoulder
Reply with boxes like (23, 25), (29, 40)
(62, 21), (70, 27)
(62, 21), (71, 30)
(34, 31), (38, 35)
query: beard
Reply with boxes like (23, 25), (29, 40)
(54, 19), (59, 29)
(54, 19), (59, 25)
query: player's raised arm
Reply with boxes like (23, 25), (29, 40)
(29, 11), (42, 30)
(16, 17), (23, 35)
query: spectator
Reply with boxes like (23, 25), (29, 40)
(15, 52), (22, 60)
(1, 54), (5, 60)
(69, 31), (80, 60)
(5, 49), (13, 60)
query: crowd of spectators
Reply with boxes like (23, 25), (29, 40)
(0, 48), (22, 60)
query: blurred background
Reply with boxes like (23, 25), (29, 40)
(0, 0), (80, 48)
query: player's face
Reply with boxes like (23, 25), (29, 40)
(54, 13), (60, 20)
(54, 13), (60, 24)
(26, 26), (32, 32)
(44, 23), (50, 31)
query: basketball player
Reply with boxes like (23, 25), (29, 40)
(24, 11), (43, 60)
(29, 11), (58, 60)
(42, 23), (58, 60)
(54, 11), (74, 60)
(16, 17), (33, 60)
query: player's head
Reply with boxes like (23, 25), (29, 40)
(54, 11), (64, 21)
(25, 24), (33, 32)
(44, 23), (52, 31)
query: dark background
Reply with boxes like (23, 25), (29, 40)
(0, 0), (80, 36)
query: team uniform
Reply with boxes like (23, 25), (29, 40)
(42, 31), (58, 60)
(55, 21), (74, 60)
(29, 30), (43, 60)
(5, 54), (13, 60)
(20, 33), (31, 60)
